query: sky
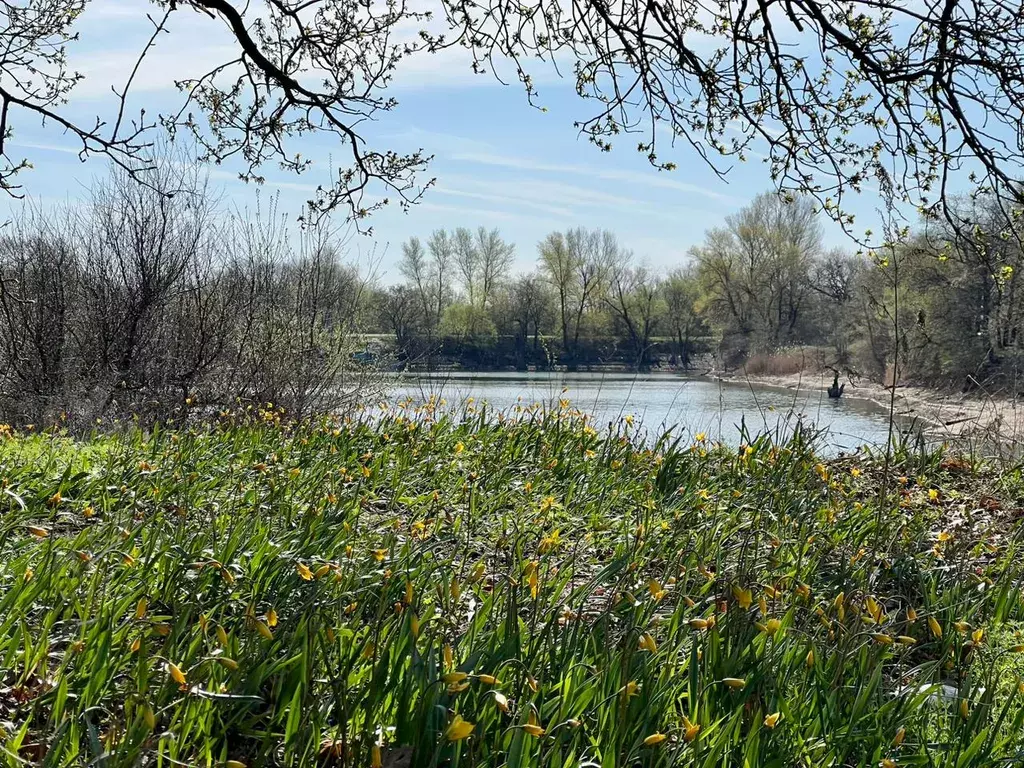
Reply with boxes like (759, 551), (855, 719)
(2, 0), (891, 280)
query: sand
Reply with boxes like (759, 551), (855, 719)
(713, 369), (1024, 447)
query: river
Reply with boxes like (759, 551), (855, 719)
(386, 372), (907, 454)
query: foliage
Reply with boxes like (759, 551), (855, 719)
(2, 407), (1024, 766)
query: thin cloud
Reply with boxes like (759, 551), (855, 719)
(450, 151), (735, 202)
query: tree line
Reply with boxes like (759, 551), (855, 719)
(372, 192), (1024, 393)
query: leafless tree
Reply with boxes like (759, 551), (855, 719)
(9, 1), (1024, 231)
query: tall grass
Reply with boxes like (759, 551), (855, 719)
(1, 401), (1023, 767)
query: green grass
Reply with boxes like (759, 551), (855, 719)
(2, 402), (1024, 767)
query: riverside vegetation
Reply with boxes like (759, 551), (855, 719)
(3, 400), (1024, 767)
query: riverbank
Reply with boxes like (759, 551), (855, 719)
(715, 368), (1024, 446)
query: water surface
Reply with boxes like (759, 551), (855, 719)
(387, 372), (905, 454)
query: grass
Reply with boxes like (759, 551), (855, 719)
(2, 400), (1024, 767)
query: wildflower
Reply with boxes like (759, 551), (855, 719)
(689, 618), (709, 630)
(527, 674), (539, 693)
(447, 681), (470, 694)
(757, 618), (782, 636)
(624, 681), (640, 697)
(296, 562), (313, 581)
(167, 662), (187, 686)
(477, 674), (501, 686)
(454, 441), (465, 454)
(217, 626), (229, 647)
(643, 732), (667, 746)
(928, 616), (943, 638)
(410, 613), (420, 638)
(26, 525), (49, 538)
(266, 608), (278, 627)
(850, 467), (861, 477)
(694, 432), (707, 442)
(639, 633), (658, 653)
(732, 586), (753, 610)
(130, 637), (141, 653)
(764, 712), (782, 728)
(254, 620), (273, 640)
(371, 745), (382, 768)
(649, 579), (667, 600)
(960, 699), (969, 720)
(896, 636), (917, 645)
(445, 714), (474, 741)
(218, 657), (239, 671)
(882, 761), (897, 768)
(972, 628), (985, 645)
(372, 549), (387, 562)
(682, 716), (701, 741)
(492, 691), (510, 712)
(805, 648), (815, 667)
(723, 677), (746, 690)
(444, 644), (454, 668)
(954, 621), (971, 633)
(907, 607), (918, 622)
(872, 633), (893, 645)
(524, 710), (545, 737)
(893, 727), (906, 746)
(443, 672), (468, 685)
(135, 598), (148, 620)
(525, 560), (539, 598)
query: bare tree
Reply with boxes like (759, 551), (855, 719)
(604, 257), (663, 370)
(9, 1), (1024, 229)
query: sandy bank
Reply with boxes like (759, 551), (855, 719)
(712, 369), (1024, 445)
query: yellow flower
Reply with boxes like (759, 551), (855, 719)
(907, 607), (918, 622)
(167, 662), (187, 686)
(682, 716), (701, 742)
(732, 586), (752, 610)
(882, 760), (897, 768)
(372, 549), (387, 562)
(643, 732), (667, 746)
(896, 636), (917, 645)
(26, 525), (49, 538)
(639, 633), (658, 653)
(445, 714), (474, 741)
(370, 745), (382, 768)
(805, 648), (815, 667)
(266, 608), (279, 627)
(757, 618), (782, 636)
(723, 677), (746, 690)
(872, 633), (894, 645)
(893, 726), (906, 746)
(954, 621), (971, 633)
(135, 598), (148, 620)
(624, 680), (640, 697)
(959, 699), (969, 720)
(477, 674), (501, 685)
(454, 441), (465, 454)
(296, 562), (313, 581)
(254, 620), (273, 640)
(972, 628), (985, 645)
(850, 467), (861, 477)
(523, 724), (545, 737)
(928, 616), (943, 638)
(443, 672), (468, 685)
(443, 644), (454, 669)
(689, 618), (709, 630)
(928, 488), (939, 501)
(694, 432), (706, 442)
(314, 564), (332, 580)
(410, 613), (420, 638)
(763, 712), (781, 728)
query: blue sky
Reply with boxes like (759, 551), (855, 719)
(2, 0), (889, 279)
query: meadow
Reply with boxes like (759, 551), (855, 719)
(2, 400), (1024, 767)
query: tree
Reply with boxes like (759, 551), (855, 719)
(8, 1), (1024, 228)
(604, 258), (663, 370)
(693, 193), (820, 362)
(662, 267), (705, 369)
